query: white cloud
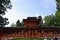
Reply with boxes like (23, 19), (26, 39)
(3, 0), (56, 27)
(3, 8), (25, 27)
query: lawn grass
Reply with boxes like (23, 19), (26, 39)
(11, 38), (51, 40)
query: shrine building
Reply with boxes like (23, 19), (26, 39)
(0, 17), (60, 40)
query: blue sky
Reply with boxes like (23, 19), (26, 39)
(4, 0), (56, 26)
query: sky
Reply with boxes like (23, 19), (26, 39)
(3, 0), (56, 27)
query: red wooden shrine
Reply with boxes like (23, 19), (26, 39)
(0, 17), (60, 40)
(23, 17), (40, 28)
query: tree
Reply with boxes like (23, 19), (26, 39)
(56, 0), (60, 11)
(44, 14), (56, 27)
(16, 20), (21, 27)
(0, 0), (12, 27)
(12, 20), (24, 27)
(55, 11), (60, 26)
(55, 0), (60, 26)
(56, 0), (60, 2)
(38, 16), (43, 27)
(43, 0), (60, 27)
(10, 23), (16, 27)
(21, 20), (24, 26)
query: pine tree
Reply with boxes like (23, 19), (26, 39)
(16, 20), (21, 27)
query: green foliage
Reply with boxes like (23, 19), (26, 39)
(10, 23), (16, 27)
(11, 38), (51, 40)
(0, 16), (9, 27)
(16, 20), (24, 27)
(16, 20), (21, 27)
(56, 0), (60, 2)
(38, 16), (42, 20)
(56, 11), (60, 18)
(38, 16), (43, 27)
(21, 20), (24, 26)
(44, 14), (56, 27)
(44, 11), (60, 26)
(0, 0), (12, 27)
(0, 0), (12, 15)
(10, 20), (24, 27)
(55, 11), (60, 26)
(52, 0), (60, 26)
(56, 0), (60, 11)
